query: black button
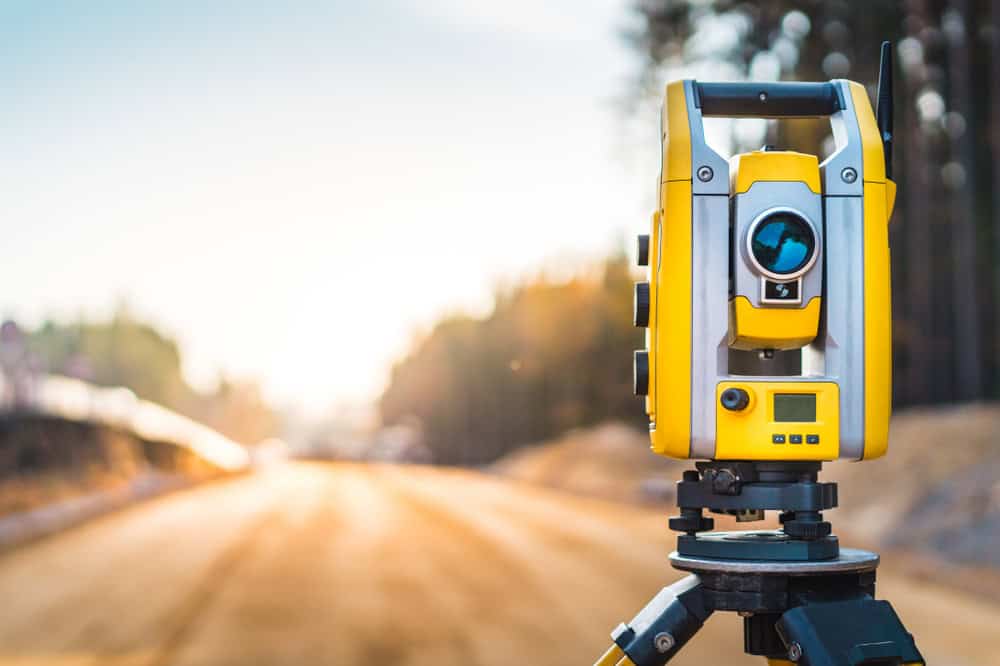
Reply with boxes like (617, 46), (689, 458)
(634, 282), (650, 327)
(633, 350), (649, 396)
(789, 434), (803, 444)
(720, 388), (750, 411)
(772, 434), (786, 444)
(637, 234), (650, 266)
(806, 434), (820, 444)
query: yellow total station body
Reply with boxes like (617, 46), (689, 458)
(635, 79), (896, 463)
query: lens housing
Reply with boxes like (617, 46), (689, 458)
(745, 208), (820, 281)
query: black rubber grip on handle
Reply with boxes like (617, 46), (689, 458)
(695, 82), (844, 118)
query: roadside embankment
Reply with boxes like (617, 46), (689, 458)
(0, 413), (248, 549)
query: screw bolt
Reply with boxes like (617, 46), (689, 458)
(697, 165), (714, 182)
(788, 642), (803, 662)
(654, 632), (676, 653)
(841, 167), (858, 183)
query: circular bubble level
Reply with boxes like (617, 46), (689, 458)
(745, 208), (820, 281)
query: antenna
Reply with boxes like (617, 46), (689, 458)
(876, 41), (894, 179)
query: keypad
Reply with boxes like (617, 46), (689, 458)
(773, 433), (821, 445)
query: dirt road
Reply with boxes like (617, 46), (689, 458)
(0, 462), (994, 665)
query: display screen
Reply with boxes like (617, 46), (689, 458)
(773, 393), (817, 422)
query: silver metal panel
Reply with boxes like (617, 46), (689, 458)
(805, 195), (866, 458)
(683, 80), (730, 196)
(820, 80), (864, 197)
(731, 182), (823, 309)
(689, 194), (730, 458)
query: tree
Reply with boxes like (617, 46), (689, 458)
(379, 254), (642, 465)
(23, 308), (278, 444)
(30, 308), (192, 409)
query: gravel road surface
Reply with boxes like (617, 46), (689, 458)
(0, 462), (994, 665)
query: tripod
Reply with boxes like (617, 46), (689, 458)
(594, 462), (924, 665)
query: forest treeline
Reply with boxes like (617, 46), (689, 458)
(379, 255), (642, 465)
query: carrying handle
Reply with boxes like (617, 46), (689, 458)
(695, 81), (844, 118)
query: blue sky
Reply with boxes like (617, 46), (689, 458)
(0, 1), (652, 414)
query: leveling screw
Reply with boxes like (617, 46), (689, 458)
(788, 641), (803, 662)
(697, 165), (714, 182)
(653, 632), (675, 653)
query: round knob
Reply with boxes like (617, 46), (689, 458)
(634, 282), (650, 327)
(720, 388), (750, 411)
(633, 350), (649, 396)
(637, 234), (650, 267)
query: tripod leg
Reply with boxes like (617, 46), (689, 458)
(593, 575), (712, 666)
(593, 644), (627, 666)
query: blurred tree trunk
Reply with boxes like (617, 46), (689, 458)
(993, 0), (1000, 396)
(944, 0), (983, 400)
(901, 8), (934, 404)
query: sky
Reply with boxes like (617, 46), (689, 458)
(0, 1), (655, 415)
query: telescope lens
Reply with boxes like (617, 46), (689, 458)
(749, 213), (816, 276)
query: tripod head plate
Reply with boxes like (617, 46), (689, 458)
(670, 547), (878, 575)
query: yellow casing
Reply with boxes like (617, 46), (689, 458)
(728, 151), (823, 351)
(730, 150), (822, 194)
(715, 381), (839, 460)
(644, 79), (895, 462)
(730, 296), (821, 351)
(851, 81), (894, 461)
(649, 82), (693, 458)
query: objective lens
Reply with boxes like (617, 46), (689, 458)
(749, 212), (816, 276)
